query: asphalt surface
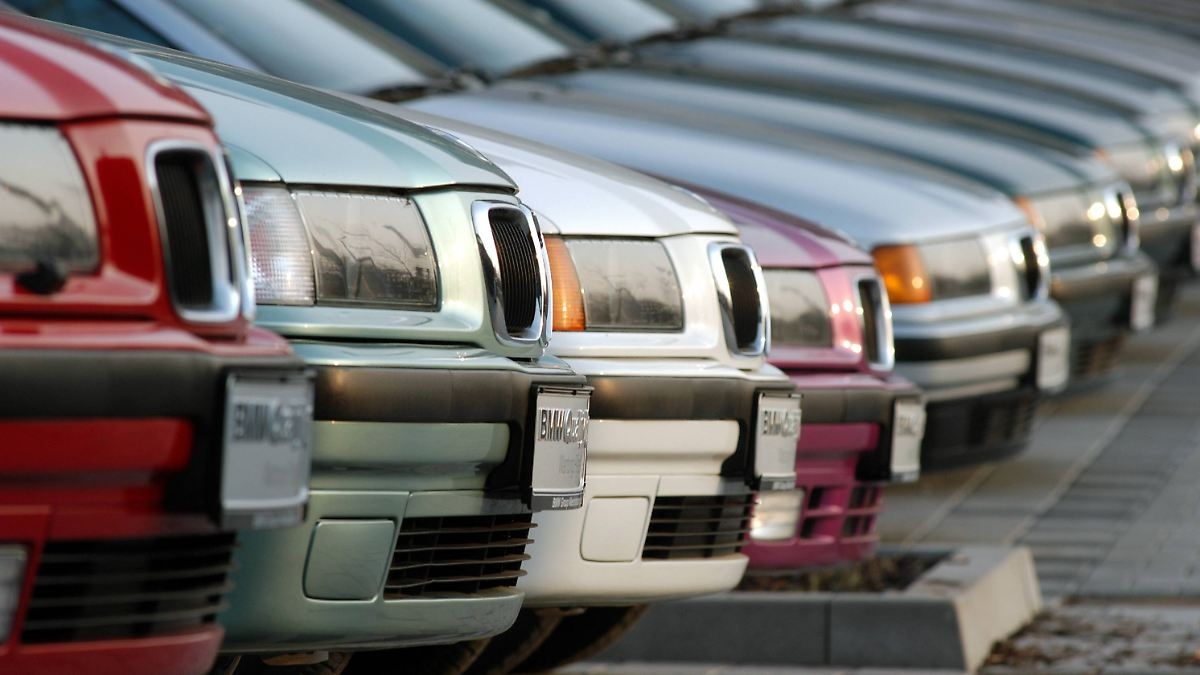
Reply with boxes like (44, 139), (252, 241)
(572, 286), (1200, 673)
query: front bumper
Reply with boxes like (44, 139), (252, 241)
(744, 373), (922, 570)
(219, 344), (585, 653)
(517, 363), (791, 606)
(1051, 250), (1158, 381)
(893, 299), (1066, 468)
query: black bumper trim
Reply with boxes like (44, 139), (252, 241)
(585, 374), (794, 489)
(313, 364), (587, 508)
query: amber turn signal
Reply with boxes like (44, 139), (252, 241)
(544, 236), (586, 331)
(872, 245), (932, 305)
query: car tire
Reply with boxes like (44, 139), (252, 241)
(342, 639), (489, 675)
(462, 609), (565, 675)
(229, 652), (351, 675)
(514, 605), (649, 673)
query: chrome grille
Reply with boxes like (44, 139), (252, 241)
(857, 277), (893, 369)
(642, 494), (753, 560)
(384, 514), (533, 598)
(22, 533), (234, 644)
(151, 143), (242, 323)
(472, 202), (548, 345)
(710, 243), (768, 356)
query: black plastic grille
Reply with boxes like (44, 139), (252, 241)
(858, 279), (884, 366)
(489, 209), (540, 334)
(642, 495), (753, 560)
(721, 248), (763, 352)
(22, 533), (234, 644)
(156, 152), (216, 309)
(1072, 335), (1124, 379)
(385, 514), (533, 598)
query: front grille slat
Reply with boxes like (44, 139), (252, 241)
(642, 495), (753, 561)
(156, 155), (215, 308)
(720, 249), (764, 353)
(858, 279), (884, 367)
(22, 533), (234, 644)
(385, 514), (533, 599)
(488, 209), (540, 334)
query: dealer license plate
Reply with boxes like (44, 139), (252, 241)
(1037, 326), (1070, 392)
(530, 386), (590, 511)
(890, 398), (925, 483)
(221, 372), (314, 530)
(755, 392), (801, 491)
(1130, 273), (1158, 333)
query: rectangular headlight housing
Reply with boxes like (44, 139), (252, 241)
(547, 236), (684, 332)
(762, 269), (833, 349)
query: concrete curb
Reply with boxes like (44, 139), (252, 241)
(595, 546), (1042, 671)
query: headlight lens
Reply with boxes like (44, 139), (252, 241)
(1016, 188), (1136, 255)
(544, 236), (684, 332)
(750, 491), (803, 542)
(762, 270), (832, 348)
(0, 545), (26, 642)
(0, 125), (98, 273)
(873, 240), (990, 304)
(295, 191), (438, 308)
(242, 188), (438, 308)
(242, 186), (315, 305)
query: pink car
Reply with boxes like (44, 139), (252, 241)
(698, 188), (926, 569)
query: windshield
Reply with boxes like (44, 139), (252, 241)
(336, 0), (582, 79)
(647, 0), (761, 23)
(521, 0), (680, 44)
(168, 0), (442, 95)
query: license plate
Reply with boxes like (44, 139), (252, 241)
(1191, 221), (1200, 271)
(530, 386), (590, 511)
(890, 398), (925, 483)
(220, 372), (314, 530)
(1130, 273), (1158, 333)
(1037, 326), (1070, 392)
(754, 392), (801, 491)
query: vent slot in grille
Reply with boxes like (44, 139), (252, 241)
(858, 279), (885, 366)
(642, 494), (753, 560)
(22, 533), (234, 644)
(385, 514), (533, 599)
(1018, 236), (1042, 300)
(712, 245), (766, 356)
(151, 143), (241, 323)
(489, 209), (540, 334)
(156, 152), (216, 308)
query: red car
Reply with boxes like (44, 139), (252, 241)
(699, 189), (926, 569)
(0, 18), (312, 675)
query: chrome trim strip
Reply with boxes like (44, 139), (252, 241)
(707, 242), (769, 358)
(146, 139), (245, 324)
(470, 200), (550, 347)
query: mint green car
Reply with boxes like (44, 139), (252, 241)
(108, 47), (592, 670)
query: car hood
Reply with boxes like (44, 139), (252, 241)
(686, 184), (874, 270)
(0, 16), (206, 123)
(391, 106), (738, 238)
(634, 36), (1150, 149)
(67, 30), (515, 192)
(556, 68), (1116, 196)
(411, 87), (1027, 248)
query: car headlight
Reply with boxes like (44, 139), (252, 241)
(749, 491), (803, 542)
(872, 239), (991, 305)
(242, 187), (439, 308)
(1016, 188), (1135, 254)
(762, 270), (832, 348)
(0, 125), (99, 275)
(544, 236), (684, 332)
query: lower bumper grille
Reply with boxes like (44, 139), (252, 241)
(922, 389), (1039, 469)
(1071, 335), (1124, 379)
(385, 514), (534, 599)
(22, 533), (234, 644)
(797, 484), (884, 544)
(642, 494), (753, 560)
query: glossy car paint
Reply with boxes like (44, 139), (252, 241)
(396, 108), (798, 601)
(701, 187), (925, 568)
(0, 16), (306, 675)
(84, 41), (590, 656)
